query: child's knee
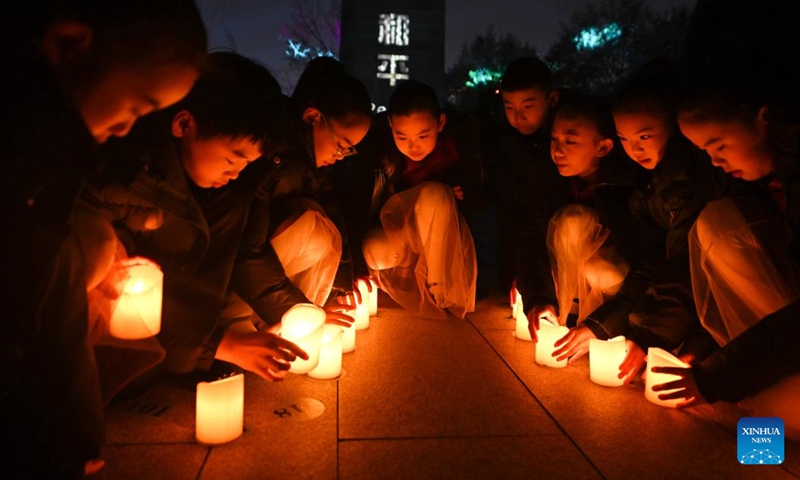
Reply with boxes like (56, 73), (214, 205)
(692, 198), (743, 252)
(362, 229), (406, 270)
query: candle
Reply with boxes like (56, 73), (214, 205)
(280, 303), (326, 374)
(195, 373), (244, 445)
(513, 292), (531, 341)
(645, 347), (691, 408)
(354, 279), (370, 330)
(308, 325), (343, 380)
(589, 336), (627, 387)
(339, 305), (356, 353)
(534, 318), (569, 368)
(109, 262), (163, 340)
(368, 278), (378, 316)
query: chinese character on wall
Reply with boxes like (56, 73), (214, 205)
(377, 54), (409, 86)
(378, 13), (409, 46)
(377, 13), (410, 85)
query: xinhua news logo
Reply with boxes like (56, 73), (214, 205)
(738, 417), (784, 465)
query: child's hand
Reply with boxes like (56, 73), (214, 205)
(323, 305), (356, 328)
(552, 324), (596, 363)
(508, 279), (518, 307)
(451, 185), (464, 200)
(337, 276), (378, 306)
(215, 329), (309, 381)
(618, 340), (646, 384)
(526, 304), (557, 343)
(650, 365), (707, 407)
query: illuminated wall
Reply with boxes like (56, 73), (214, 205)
(340, 0), (445, 113)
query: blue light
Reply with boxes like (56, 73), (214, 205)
(573, 23), (622, 50)
(284, 38), (336, 60)
(465, 68), (503, 88)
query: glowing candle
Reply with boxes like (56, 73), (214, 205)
(645, 347), (691, 408)
(589, 336), (627, 387)
(339, 305), (356, 353)
(308, 325), (343, 380)
(280, 303), (326, 374)
(535, 318), (569, 368)
(368, 278), (378, 316)
(109, 263), (163, 340)
(513, 292), (531, 341)
(354, 280), (370, 330)
(195, 373), (244, 445)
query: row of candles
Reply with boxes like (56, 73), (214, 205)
(103, 261), (379, 445)
(108, 262), (692, 446)
(512, 290), (690, 408)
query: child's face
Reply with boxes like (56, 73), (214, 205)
(75, 64), (199, 144)
(174, 113), (263, 188)
(678, 113), (773, 181)
(310, 112), (371, 167)
(550, 116), (610, 178)
(389, 111), (445, 162)
(613, 111), (672, 170)
(502, 87), (557, 136)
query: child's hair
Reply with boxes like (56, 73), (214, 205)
(612, 56), (679, 123)
(172, 50), (287, 153)
(52, 0), (208, 70)
(556, 94), (617, 140)
(388, 80), (441, 117)
(500, 56), (554, 93)
(292, 57), (372, 126)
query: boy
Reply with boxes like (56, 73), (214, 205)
(76, 51), (311, 393)
(0, 1), (207, 477)
(361, 80), (482, 319)
(491, 57), (572, 321)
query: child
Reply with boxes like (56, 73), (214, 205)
(654, 72), (800, 438)
(490, 57), (574, 315)
(228, 57), (373, 331)
(519, 95), (642, 357)
(0, 1), (207, 477)
(76, 51), (312, 391)
(353, 80), (482, 319)
(575, 57), (738, 381)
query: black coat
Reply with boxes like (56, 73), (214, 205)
(0, 44), (104, 478)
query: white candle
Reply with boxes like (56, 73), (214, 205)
(513, 293), (532, 341)
(354, 280), (370, 330)
(195, 373), (244, 445)
(339, 305), (356, 353)
(368, 278), (378, 316)
(645, 347), (691, 408)
(535, 318), (569, 368)
(109, 263), (163, 340)
(589, 336), (627, 387)
(280, 303), (326, 374)
(308, 325), (343, 380)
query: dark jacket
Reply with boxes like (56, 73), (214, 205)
(0, 43), (104, 478)
(490, 119), (573, 294)
(232, 125), (355, 325)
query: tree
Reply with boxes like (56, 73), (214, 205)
(280, 0), (341, 77)
(444, 27), (538, 113)
(545, 0), (691, 96)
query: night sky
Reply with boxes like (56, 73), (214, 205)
(196, 0), (696, 93)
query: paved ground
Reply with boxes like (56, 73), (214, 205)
(95, 291), (800, 480)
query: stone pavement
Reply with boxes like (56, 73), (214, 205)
(94, 292), (800, 480)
